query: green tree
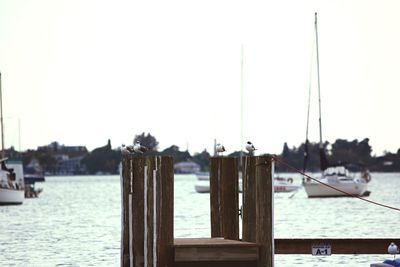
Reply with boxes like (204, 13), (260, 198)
(134, 132), (159, 151)
(161, 145), (191, 163)
(83, 139), (120, 174)
(192, 149), (211, 172)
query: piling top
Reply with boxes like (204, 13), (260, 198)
(122, 154), (174, 160)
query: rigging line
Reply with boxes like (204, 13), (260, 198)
(303, 33), (314, 172)
(272, 156), (400, 212)
(305, 22), (315, 144)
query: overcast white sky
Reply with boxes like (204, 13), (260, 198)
(0, 0), (399, 156)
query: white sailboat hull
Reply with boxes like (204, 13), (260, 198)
(194, 180), (300, 193)
(274, 184), (301, 193)
(0, 187), (24, 205)
(303, 180), (368, 197)
(194, 180), (244, 193)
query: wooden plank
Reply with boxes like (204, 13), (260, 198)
(242, 156), (256, 242)
(255, 156), (274, 267)
(210, 157), (240, 239)
(275, 238), (400, 254)
(144, 157), (154, 267)
(174, 261), (257, 267)
(221, 157), (239, 240)
(174, 238), (259, 247)
(156, 156), (174, 267)
(174, 238), (259, 262)
(209, 157), (222, 237)
(120, 157), (131, 267)
(175, 247), (259, 261)
(132, 157), (145, 267)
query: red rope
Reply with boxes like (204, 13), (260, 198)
(271, 156), (400, 212)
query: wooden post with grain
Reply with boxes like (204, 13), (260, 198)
(120, 155), (174, 267)
(242, 155), (275, 267)
(209, 156), (240, 240)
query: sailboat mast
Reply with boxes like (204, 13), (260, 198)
(315, 12), (323, 147)
(0, 72), (4, 158)
(240, 44), (244, 156)
(314, 12), (330, 171)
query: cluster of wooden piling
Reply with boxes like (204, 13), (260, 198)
(120, 156), (174, 267)
(121, 155), (274, 266)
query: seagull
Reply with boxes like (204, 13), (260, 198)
(133, 141), (148, 154)
(216, 143), (226, 155)
(121, 144), (134, 155)
(245, 141), (257, 153)
(388, 242), (398, 259)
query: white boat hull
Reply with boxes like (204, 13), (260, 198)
(195, 172), (210, 181)
(274, 184), (301, 193)
(303, 181), (368, 197)
(194, 182), (211, 193)
(194, 180), (244, 193)
(194, 180), (299, 193)
(0, 187), (24, 205)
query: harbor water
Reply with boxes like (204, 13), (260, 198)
(1, 173), (399, 266)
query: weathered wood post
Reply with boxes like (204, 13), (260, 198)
(120, 155), (174, 267)
(209, 156), (240, 240)
(242, 155), (274, 267)
(242, 156), (257, 242)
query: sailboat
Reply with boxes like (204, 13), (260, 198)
(0, 72), (25, 205)
(302, 13), (371, 198)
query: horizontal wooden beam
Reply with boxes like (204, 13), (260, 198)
(275, 238), (400, 254)
(174, 238), (258, 262)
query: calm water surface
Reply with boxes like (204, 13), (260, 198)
(1, 173), (399, 266)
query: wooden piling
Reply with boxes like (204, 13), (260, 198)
(209, 157), (239, 240)
(242, 156), (257, 242)
(120, 155), (174, 267)
(255, 156), (274, 267)
(242, 155), (274, 267)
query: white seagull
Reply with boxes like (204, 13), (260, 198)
(216, 143), (226, 155)
(388, 242), (398, 259)
(245, 141), (257, 153)
(133, 141), (148, 154)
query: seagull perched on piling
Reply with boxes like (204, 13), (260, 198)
(216, 143), (226, 156)
(245, 141), (257, 153)
(388, 242), (398, 259)
(133, 141), (148, 154)
(121, 144), (134, 155)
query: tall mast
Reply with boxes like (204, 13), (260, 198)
(315, 12), (323, 147)
(240, 44), (244, 155)
(0, 72), (4, 158)
(315, 12), (329, 171)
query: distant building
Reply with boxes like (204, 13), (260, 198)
(37, 141), (87, 153)
(174, 160), (200, 174)
(54, 155), (87, 175)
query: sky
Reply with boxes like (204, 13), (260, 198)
(0, 0), (399, 156)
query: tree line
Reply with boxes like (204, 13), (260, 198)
(6, 133), (400, 175)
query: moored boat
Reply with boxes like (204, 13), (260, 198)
(301, 13), (371, 198)
(194, 179), (243, 194)
(274, 176), (301, 193)
(0, 73), (25, 204)
(194, 174), (299, 193)
(303, 166), (369, 197)
(0, 158), (25, 205)
(195, 172), (210, 181)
